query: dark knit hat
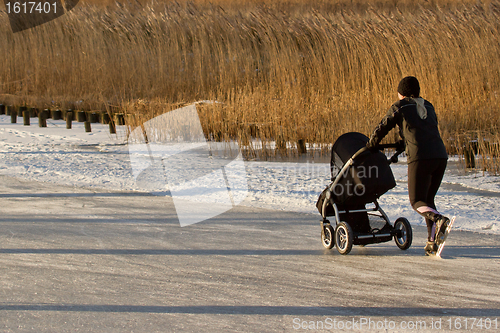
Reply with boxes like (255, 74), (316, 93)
(397, 76), (420, 97)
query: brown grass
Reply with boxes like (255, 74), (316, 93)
(1, 0), (500, 171)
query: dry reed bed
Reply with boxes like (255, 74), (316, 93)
(0, 1), (499, 170)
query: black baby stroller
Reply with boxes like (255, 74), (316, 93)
(316, 132), (412, 255)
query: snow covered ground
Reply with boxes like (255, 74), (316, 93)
(1, 114), (499, 234)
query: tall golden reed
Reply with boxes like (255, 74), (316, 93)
(1, 0), (499, 170)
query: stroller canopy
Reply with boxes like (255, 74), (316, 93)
(330, 132), (396, 206)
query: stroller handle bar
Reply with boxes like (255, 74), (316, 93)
(376, 143), (403, 150)
(376, 142), (405, 164)
(350, 142), (405, 167)
(377, 143), (399, 149)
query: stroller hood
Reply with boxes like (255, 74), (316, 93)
(330, 132), (396, 206)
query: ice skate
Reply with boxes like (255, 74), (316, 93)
(434, 215), (450, 247)
(435, 216), (456, 257)
(424, 241), (437, 256)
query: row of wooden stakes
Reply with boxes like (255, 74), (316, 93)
(0, 104), (125, 134)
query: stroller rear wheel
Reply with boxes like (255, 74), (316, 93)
(335, 222), (353, 255)
(321, 224), (335, 249)
(394, 217), (412, 250)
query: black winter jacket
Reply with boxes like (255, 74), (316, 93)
(368, 97), (448, 164)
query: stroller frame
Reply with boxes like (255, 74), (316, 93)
(320, 144), (412, 254)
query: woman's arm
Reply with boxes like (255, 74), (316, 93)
(367, 104), (401, 148)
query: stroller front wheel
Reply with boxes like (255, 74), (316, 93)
(335, 222), (353, 255)
(322, 224), (335, 249)
(394, 217), (413, 250)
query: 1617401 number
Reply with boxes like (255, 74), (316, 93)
(6, 2), (57, 14)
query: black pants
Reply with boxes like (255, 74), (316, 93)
(408, 158), (447, 241)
